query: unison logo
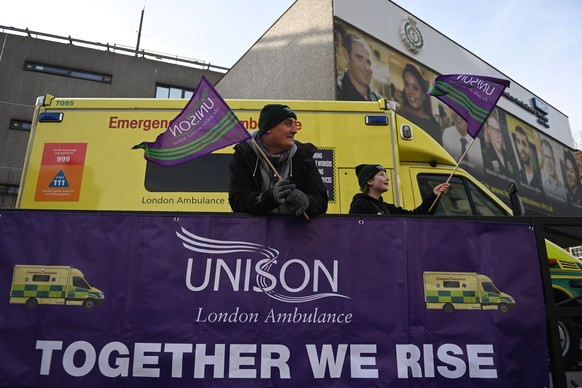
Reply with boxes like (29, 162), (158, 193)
(176, 227), (349, 303)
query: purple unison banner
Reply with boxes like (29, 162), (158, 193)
(0, 212), (547, 387)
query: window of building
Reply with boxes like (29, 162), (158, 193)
(155, 84), (194, 99)
(9, 119), (32, 131)
(0, 184), (19, 196)
(23, 61), (112, 84)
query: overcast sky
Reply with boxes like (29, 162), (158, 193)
(2, 0), (580, 146)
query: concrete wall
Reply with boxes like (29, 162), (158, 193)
(217, 0), (335, 100)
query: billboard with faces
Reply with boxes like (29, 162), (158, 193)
(333, 18), (580, 216)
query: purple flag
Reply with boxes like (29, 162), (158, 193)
(133, 75), (250, 166)
(428, 74), (510, 138)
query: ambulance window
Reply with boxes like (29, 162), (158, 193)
(482, 282), (500, 294)
(72, 276), (90, 290)
(144, 154), (231, 192)
(417, 174), (509, 216)
(443, 281), (460, 288)
(32, 274), (50, 282)
(466, 181), (508, 216)
(418, 175), (472, 216)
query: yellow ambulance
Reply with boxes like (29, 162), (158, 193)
(9, 265), (105, 309)
(17, 96), (513, 216)
(424, 271), (515, 313)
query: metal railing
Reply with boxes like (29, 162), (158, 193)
(0, 25), (230, 73)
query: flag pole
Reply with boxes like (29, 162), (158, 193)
(251, 138), (310, 220)
(428, 136), (477, 212)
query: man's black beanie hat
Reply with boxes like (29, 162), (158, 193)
(258, 104), (297, 136)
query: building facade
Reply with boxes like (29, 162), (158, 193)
(0, 27), (225, 208)
(217, 0), (580, 216)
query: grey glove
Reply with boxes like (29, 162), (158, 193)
(273, 179), (296, 204)
(286, 189), (309, 216)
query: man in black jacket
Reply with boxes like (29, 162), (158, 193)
(228, 104), (328, 217)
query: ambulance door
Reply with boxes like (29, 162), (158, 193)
(480, 280), (502, 305)
(407, 169), (510, 216)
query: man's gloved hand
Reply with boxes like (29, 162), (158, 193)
(286, 189), (309, 216)
(273, 179), (296, 204)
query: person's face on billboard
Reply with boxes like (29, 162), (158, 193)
(515, 131), (531, 164)
(542, 143), (556, 176)
(565, 158), (577, 189)
(346, 40), (373, 89)
(451, 111), (467, 136)
(486, 117), (503, 152)
(403, 71), (423, 111)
